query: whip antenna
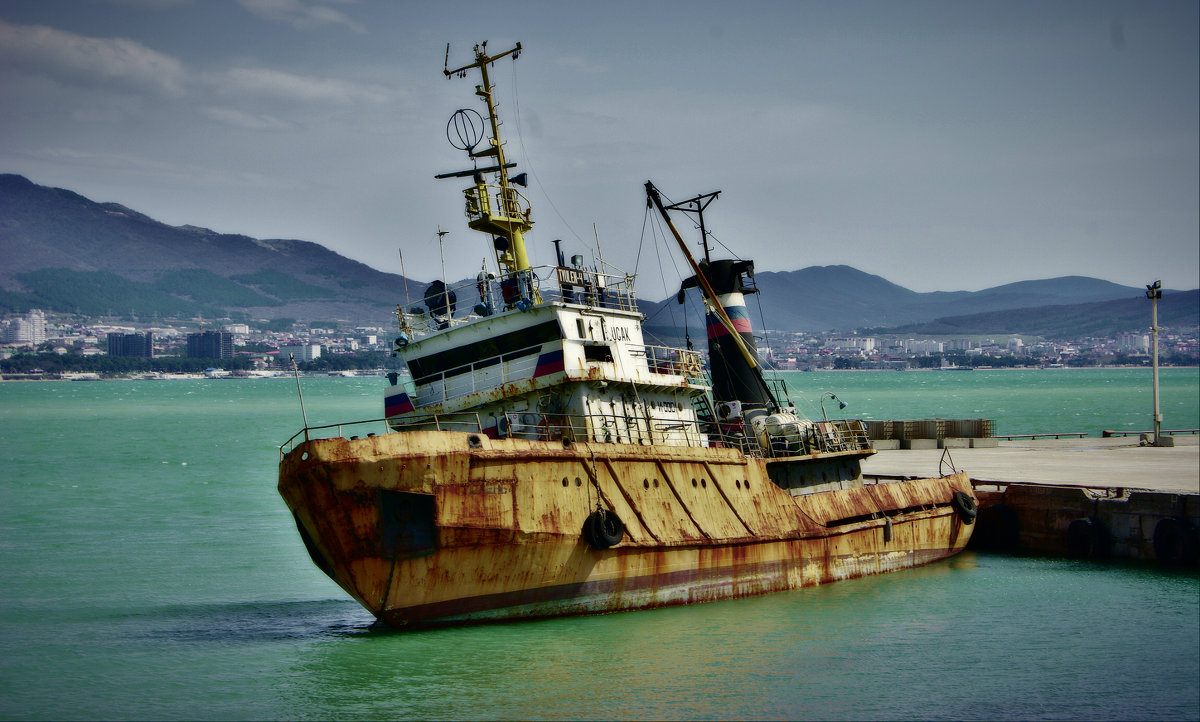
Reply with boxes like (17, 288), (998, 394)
(290, 353), (310, 441)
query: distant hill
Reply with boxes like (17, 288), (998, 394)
(0, 174), (411, 323)
(875, 289), (1200, 338)
(1, 173), (1188, 335)
(641, 264), (1159, 338)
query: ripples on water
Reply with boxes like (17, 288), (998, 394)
(1, 374), (1197, 720)
(7, 556), (1193, 721)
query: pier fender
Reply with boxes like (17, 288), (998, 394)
(583, 509), (625, 550)
(951, 491), (978, 525)
(1153, 518), (1199, 566)
(1066, 517), (1111, 560)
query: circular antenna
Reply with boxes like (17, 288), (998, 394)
(447, 108), (484, 151)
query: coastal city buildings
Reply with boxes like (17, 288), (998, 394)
(186, 331), (232, 359)
(1, 309), (46, 345)
(284, 342), (321, 363)
(107, 332), (153, 358)
(0, 310), (1196, 374)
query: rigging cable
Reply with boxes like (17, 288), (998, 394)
(508, 56), (583, 257)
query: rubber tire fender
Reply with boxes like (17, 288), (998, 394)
(1154, 517), (1199, 565)
(583, 509), (624, 550)
(950, 490), (978, 525)
(1066, 517), (1111, 560)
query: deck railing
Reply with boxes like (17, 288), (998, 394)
(281, 411), (872, 459)
(411, 341), (706, 408)
(398, 264), (641, 338)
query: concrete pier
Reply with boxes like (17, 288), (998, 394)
(862, 435), (1199, 494)
(863, 436), (1199, 564)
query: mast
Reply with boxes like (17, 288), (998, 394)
(647, 181), (779, 411)
(442, 42), (538, 301)
(664, 191), (721, 264)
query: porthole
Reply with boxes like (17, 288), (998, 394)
(300, 451), (309, 461)
(692, 478), (698, 487)
(745, 480), (750, 490)
(562, 478), (569, 487)
(653, 479), (660, 488)
(736, 479), (741, 489)
(643, 479), (650, 489)
(575, 477), (582, 487)
(701, 479), (706, 488)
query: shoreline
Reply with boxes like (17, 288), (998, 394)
(3, 364), (1196, 382)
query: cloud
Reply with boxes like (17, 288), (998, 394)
(100, 0), (193, 7)
(553, 54), (606, 75)
(0, 19), (186, 97)
(218, 67), (389, 104)
(26, 145), (279, 188)
(236, 0), (366, 34)
(201, 106), (294, 131)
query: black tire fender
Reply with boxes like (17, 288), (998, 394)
(1066, 517), (1111, 560)
(951, 490), (978, 525)
(582, 509), (624, 550)
(1154, 517), (1199, 565)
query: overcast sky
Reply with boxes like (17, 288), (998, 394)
(1, 0), (1196, 298)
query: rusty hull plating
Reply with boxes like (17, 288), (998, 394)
(278, 430), (974, 628)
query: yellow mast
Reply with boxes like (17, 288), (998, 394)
(444, 42), (538, 299)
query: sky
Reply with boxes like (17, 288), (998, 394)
(0, 0), (1197, 299)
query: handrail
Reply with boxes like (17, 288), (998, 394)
(280, 409), (874, 459)
(279, 418), (394, 457)
(412, 345), (542, 405)
(397, 263), (641, 337)
(1102, 428), (1199, 437)
(995, 432), (1089, 440)
(410, 341), (707, 407)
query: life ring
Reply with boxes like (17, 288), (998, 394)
(950, 490), (978, 525)
(1153, 517), (1199, 565)
(1066, 517), (1111, 560)
(582, 509), (624, 550)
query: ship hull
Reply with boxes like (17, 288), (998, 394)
(279, 430), (974, 628)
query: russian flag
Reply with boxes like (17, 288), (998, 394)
(385, 391), (415, 417)
(706, 305), (752, 340)
(533, 349), (565, 378)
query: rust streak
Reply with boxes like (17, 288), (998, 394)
(596, 453), (662, 543)
(653, 458), (713, 541)
(700, 459), (756, 537)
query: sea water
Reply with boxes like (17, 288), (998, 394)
(1, 370), (1197, 720)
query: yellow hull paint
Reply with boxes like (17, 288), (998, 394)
(278, 430), (974, 628)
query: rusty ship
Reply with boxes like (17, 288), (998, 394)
(277, 42), (978, 629)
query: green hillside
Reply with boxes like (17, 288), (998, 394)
(12, 269), (222, 317)
(153, 269), (282, 307)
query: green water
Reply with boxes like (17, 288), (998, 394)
(778, 367), (1200, 437)
(1, 371), (1197, 720)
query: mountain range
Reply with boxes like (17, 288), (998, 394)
(1, 173), (1195, 337)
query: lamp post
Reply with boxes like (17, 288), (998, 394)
(1146, 281), (1162, 446)
(820, 392), (846, 424)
